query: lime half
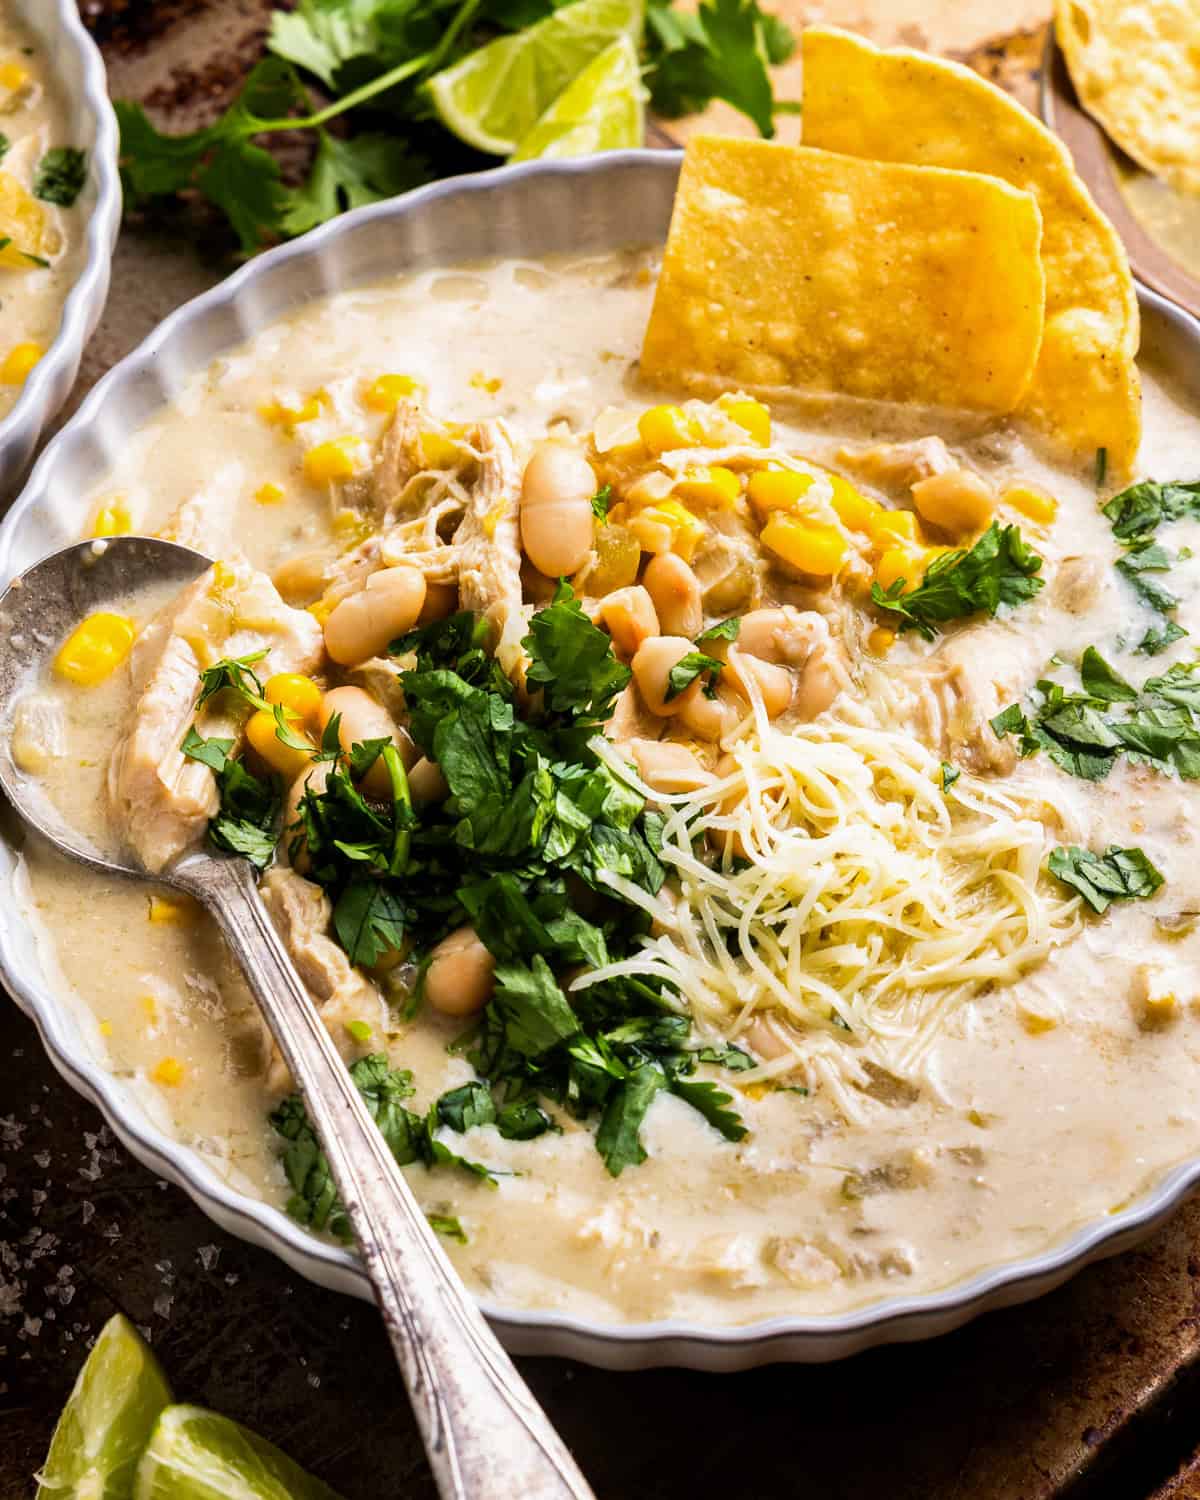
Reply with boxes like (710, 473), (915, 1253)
(511, 35), (646, 161)
(37, 1313), (172, 1500)
(428, 0), (643, 156)
(133, 1406), (342, 1500)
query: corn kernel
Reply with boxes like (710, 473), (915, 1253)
(656, 499), (707, 562)
(148, 895), (199, 925)
(760, 515), (849, 577)
(307, 597), (335, 627)
(245, 708), (313, 778)
(638, 404), (699, 455)
(98, 1020), (113, 1037)
(0, 62), (29, 91)
(1003, 483), (1058, 526)
(868, 508), (921, 546)
(362, 373), (425, 413)
(874, 547), (922, 594)
(346, 1019), (373, 1044)
(419, 430), (461, 469)
(265, 672), (323, 728)
(1, 341), (43, 385)
(254, 482), (285, 506)
(91, 499), (131, 538)
(628, 512), (675, 555)
(912, 469), (995, 536)
(210, 561), (238, 595)
(827, 475), (880, 534)
(470, 371), (502, 394)
(303, 436), (364, 485)
(152, 1057), (186, 1087)
(674, 465), (740, 510)
(867, 627), (896, 655)
(54, 613), (135, 686)
(258, 393), (322, 431)
(721, 398), (771, 445)
(747, 469), (816, 516)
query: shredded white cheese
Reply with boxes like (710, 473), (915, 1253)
(585, 690), (1081, 1104)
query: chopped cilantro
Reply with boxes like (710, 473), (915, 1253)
(696, 616), (740, 643)
(871, 522), (1043, 640)
(180, 727), (280, 869)
(269, 1054), (497, 1240)
(1094, 447), (1107, 489)
(1047, 845), (1164, 914)
(427, 1213), (467, 1243)
(33, 147), (87, 207)
(665, 650), (724, 701)
(590, 483), (612, 523)
(1102, 479), (1200, 542)
(0, 135), (8, 163)
(940, 761), (961, 791)
(197, 648), (270, 710)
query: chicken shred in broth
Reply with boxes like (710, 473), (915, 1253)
(11, 249), (1200, 1326)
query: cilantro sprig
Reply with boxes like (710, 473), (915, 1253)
(1047, 845), (1164, 914)
(871, 522), (1044, 640)
(1101, 477), (1199, 655)
(992, 650), (1200, 783)
(114, 0), (796, 254)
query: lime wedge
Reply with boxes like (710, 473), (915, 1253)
(511, 35), (646, 161)
(427, 0), (643, 156)
(133, 1406), (342, 1500)
(37, 1313), (172, 1500)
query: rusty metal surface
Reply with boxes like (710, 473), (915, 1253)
(3, 3), (1199, 1495)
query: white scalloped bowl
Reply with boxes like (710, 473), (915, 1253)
(3, 152), (1200, 1370)
(0, 0), (119, 492)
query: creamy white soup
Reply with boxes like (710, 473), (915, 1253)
(11, 248), (1200, 1327)
(0, 3), (88, 420)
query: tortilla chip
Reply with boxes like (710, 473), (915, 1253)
(641, 137), (1045, 415)
(1057, 0), (1200, 196)
(801, 25), (1141, 475)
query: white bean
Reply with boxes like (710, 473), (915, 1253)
(324, 565), (427, 666)
(319, 686), (416, 798)
(424, 926), (495, 1016)
(599, 585), (659, 660)
(631, 635), (695, 717)
(643, 553), (702, 638)
(520, 441), (597, 578)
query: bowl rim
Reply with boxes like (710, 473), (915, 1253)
(4, 147), (1200, 1367)
(0, 0), (121, 482)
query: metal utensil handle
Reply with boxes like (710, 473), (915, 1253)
(177, 856), (595, 1500)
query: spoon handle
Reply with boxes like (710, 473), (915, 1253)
(176, 855), (595, 1500)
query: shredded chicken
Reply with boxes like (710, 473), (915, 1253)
(259, 867), (388, 1092)
(835, 437), (954, 495)
(109, 560), (322, 873)
(903, 624), (1038, 775)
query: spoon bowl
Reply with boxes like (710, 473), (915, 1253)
(0, 537), (595, 1500)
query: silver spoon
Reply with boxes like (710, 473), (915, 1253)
(0, 536), (595, 1500)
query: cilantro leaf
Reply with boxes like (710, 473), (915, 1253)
(695, 616), (740, 643)
(1047, 845), (1164, 914)
(332, 880), (407, 966)
(665, 650), (723, 701)
(436, 1080), (497, 1133)
(941, 761), (961, 791)
(492, 955), (580, 1057)
(522, 581), (631, 723)
(33, 147), (87, 207)
(1116, 543), (1179, 615)
(871, 522), (1043, 639)
(1079, 646), (1137, 702)
(669, 1076), (747, 1142)
(0, 135), (9, 163)
(1145, 659), (1200, 712)
(197, 648), (270, 709)
(646, 0), (790, 138)
(181, 727), (280, 869)
(1103, 479), (1200, 542)
(1137, 621), (1188, 656)
(281, 128), (432, 238)
(590, 483), (612, 523)
(427, 1213), (467, 1243)
(595, 1062), (665, 1176)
